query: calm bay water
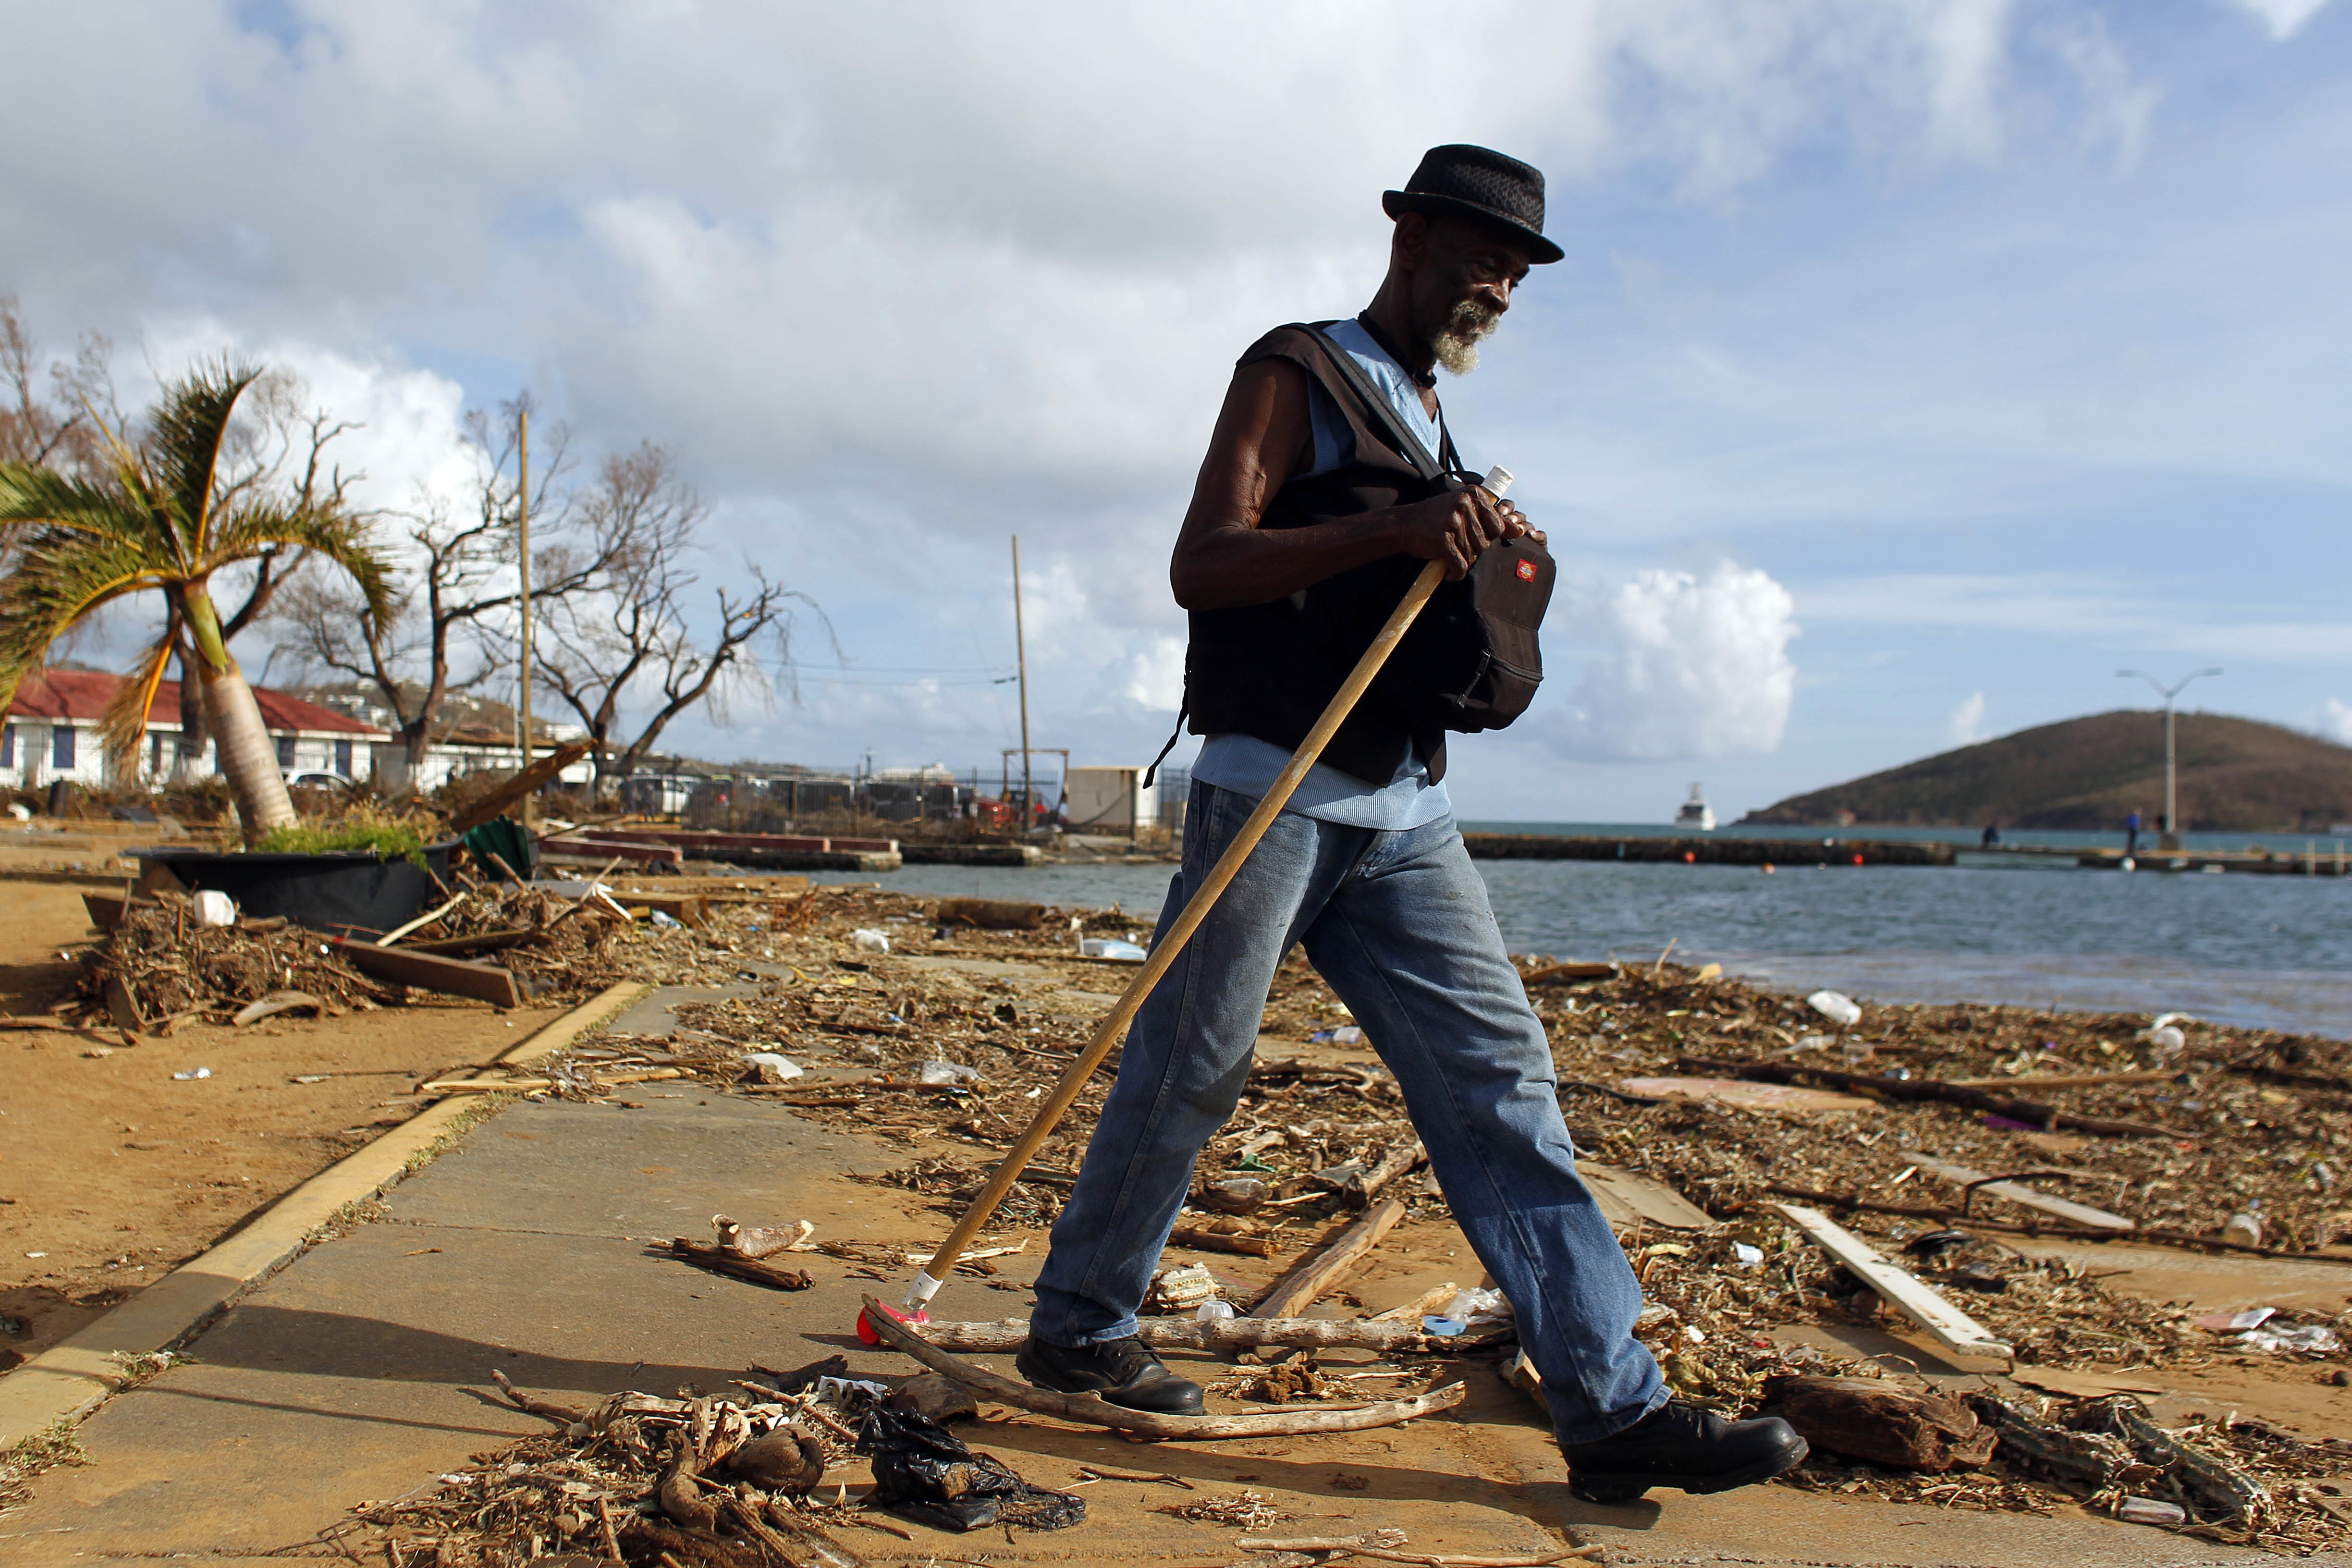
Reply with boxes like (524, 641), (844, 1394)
(807, 828), (2352, 1038)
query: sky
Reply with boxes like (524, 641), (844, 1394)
(2, 0), (2346, 823)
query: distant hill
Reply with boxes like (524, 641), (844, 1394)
(1740, 710), (2352, 833)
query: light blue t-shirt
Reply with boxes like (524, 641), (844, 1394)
(1190, 318), (1453, 833)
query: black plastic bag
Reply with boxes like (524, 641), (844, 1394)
(856, 1405), (1085, 1532)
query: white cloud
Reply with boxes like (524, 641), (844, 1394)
(2324, 699), (2352, 744)
(1544, 563), (1799, 761)
(1947, 690), (1988, 745)
(2220, 0), (2336, 39)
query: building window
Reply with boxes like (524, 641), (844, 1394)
(150, 731), (165, 773)
(334, 738), (353, 776)
(276, 735), (296, 768)
(52, 727), (75, 769)
(1, 726), (12, 768)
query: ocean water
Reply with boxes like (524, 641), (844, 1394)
(804, 836), (2352, 1038)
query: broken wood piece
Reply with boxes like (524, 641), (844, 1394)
(404, 928), (534, 958)
(860, 1295), (1463, 1440)
(914, 1315), (1437, 1354)
(618, 892), (710, 928)
(1620, 1076), (1872, 1115)
(715, 1215), (816, 1258)
(1237, 1537), (1598, 1567)
(1899, 1151), (2134, 1231)
(1368, 1281), (1458, 1323)
(1348, 1139), (1426, 1205)
(1250, 1195), (1407, 1318)
(233, 991), (327, 1028)
(102, 973), (146, 1034)
(1762, 1374), (1995, 1472)
(376, 891), (469, 947)
(446, 739), (592, 834)
(1167, 1225), (1282, 1258)
(81, 888), (152, 932)
(667, 1238), (814, 1291)
(1519, 961), (1616, 985)
(932, 897), (1046, 930)
(1576, 1162), (1715, 1230)
(330, 938), (525, 1009)
(1771, 1203), (2012, 1361)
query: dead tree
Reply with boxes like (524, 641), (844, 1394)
(534, 444), (821, 799)
(0, 291), (111, 480)
(272, 397), (608, 786)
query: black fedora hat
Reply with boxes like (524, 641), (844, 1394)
(1383, 144), (1563, 265)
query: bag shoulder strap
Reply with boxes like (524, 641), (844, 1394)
(1298, 322), (1449, 486)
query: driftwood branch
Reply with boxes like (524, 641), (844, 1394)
(858, 1295), (1463, 1441)
(1677, 1056), (2186, 1139)
(666, 1238), (813, 1290)
(914, 1315), (1438, 1354)
(488, 1368), (589, 1426)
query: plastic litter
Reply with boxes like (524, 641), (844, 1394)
(191, 890), (236, 927)
(1436, 1286), (1511, 1326)
(1789, 1033), (1832, 1054)
(2118, 1496), (2187, 1528)
(1144, 1262), (1219, 1313)
(851, 928), (892, 954)
(740, 1051), (803, 1083)
(1731, 1242), (1765, 1269)
(916, 1060), (980, 1086)
(172, 1067), (212, 1080)
(1078, 936), (1147, 961)
(857, 1405), (1085, 1532)
(2141, 1024), (2186, 1054)
(1196, 1298), (1237, 1323)
(2238, 1323), (2340, 1354)
(2221, 1209), (2263, 1247)
(1806, 990), (1862, 1028)
(647, 909), (683, 929)
(1309, 1025), (1364, 1044)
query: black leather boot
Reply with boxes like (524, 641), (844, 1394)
(1016, 1335), (1205, 1415)
(1560, 1398), (1808, 1503)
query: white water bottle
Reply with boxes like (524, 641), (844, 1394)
(1482, 465), (1514, 501)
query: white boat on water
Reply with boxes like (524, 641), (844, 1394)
(1675, 784), (1716, 832)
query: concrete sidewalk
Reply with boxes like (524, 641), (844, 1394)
(2, 1063), (2333, 1565)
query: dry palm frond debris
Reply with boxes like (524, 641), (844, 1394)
(298, 883), (2348, 1549)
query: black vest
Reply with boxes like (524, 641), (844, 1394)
(1181, 323), (1452, 785)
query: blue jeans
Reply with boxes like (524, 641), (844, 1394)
(1029, 781), (1666, 1444)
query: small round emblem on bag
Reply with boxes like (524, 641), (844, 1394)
(1515, 558), (1537, 582)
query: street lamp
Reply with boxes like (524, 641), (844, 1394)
(2118, 668), (2222, 851)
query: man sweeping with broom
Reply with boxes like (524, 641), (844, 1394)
(1014, 145), (1806, 1504)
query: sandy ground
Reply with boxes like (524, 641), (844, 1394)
(0, 878), (562, 1368)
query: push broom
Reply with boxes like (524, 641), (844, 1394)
(859, 466), (1515, 1343)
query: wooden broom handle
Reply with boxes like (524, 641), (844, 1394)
(908, 556), (1450, 1304)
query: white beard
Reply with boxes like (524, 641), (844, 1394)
(1433, 299), (1500, 377)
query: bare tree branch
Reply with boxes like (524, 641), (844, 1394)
(534, 443), (823, 796)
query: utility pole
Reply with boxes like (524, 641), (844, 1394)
(1011, 536), (1033, 833)
(515, 402), (535, 832)
(2119, 667), (2221, 851)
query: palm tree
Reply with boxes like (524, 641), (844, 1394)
(0, 359), (392, 840)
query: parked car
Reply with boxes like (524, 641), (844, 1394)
(283, 770), (352, 792)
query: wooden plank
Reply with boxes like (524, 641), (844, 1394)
(445, 740), (592, 834)
(1578, 1162), (1715, 1230)
(329, 938), (524, 1009)
(82, 889), (147, 932)
(1771, 1203), (2012, 1362)
(1249, 1196), (1407, 1318)
(1898, 1152), (2134, 1232)
(617, 892), (710, 928)
(1621, 1076), (1873, 1115)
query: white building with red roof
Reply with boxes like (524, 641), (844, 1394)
(0, 669), (390, 792)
